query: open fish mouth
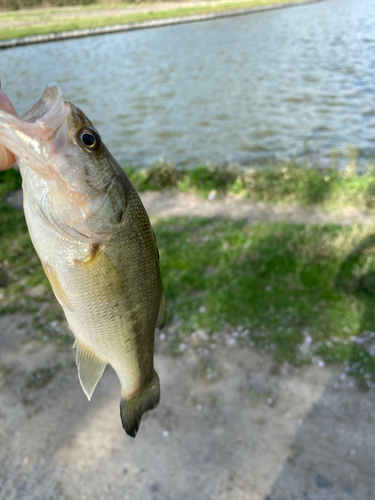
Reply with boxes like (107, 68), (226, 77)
(0, 84), (69, 173)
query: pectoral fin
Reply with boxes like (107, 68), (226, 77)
(156, 289), (167, 330)
(74, 340), (107, 400)
(42, 263), (74, 312)
(74, 246), (124, 303)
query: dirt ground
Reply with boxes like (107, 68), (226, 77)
(140, 190), (375, 226)
(1, 192), (375, 500)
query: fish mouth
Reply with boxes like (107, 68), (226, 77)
(0, 84), (69, 172)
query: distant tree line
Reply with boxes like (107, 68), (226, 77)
(1, 0), (95, 10)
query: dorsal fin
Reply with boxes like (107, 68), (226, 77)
(156, 289), (167, 330)
(74, 340), (107, 400)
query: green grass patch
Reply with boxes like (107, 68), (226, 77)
(0, 167), (22, 199)
(0, 0), (303, 40)
(0, 170), (67, 339)
(125, 157), (375, 209)
(0, 201), (51, 311)
(154, 217), (375, 387)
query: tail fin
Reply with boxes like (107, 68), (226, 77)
(120, 371), (160, 438)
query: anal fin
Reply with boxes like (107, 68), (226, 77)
(74, 341), (107, 400)
(156, 289), (167, 331)
(120, 370), (160, 438)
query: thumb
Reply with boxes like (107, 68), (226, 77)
(0, 87), (18, 171)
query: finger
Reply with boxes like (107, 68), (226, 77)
(0, 88), (18, 171)
(0, 145), (16, 171)
(0, 88), (18, 117)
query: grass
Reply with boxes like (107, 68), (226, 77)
(0, 169), (70, 342)
(27, 365), (60, 388)
(124, 154), (375, 209)
(155, 217), (375, 389)
(0, 0), (303, 40)
(0, 170), (46, 309)
(10, 154), (374, 211)
(2, 165), (375, 388)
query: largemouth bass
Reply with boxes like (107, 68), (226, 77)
(0, 85), (166, 437)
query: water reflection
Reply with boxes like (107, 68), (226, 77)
(1, 0), (375, 168)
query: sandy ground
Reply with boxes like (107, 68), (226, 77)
(1, 191), (375, 500)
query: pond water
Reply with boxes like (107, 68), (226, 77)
(1, 0), (375, 168)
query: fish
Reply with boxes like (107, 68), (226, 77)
(0, 84), (166, 437)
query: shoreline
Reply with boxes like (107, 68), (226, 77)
(3, 157), (375, 213)
(0, 0), (323, 49)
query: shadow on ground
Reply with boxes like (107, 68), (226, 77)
(266, 378), (375, 500)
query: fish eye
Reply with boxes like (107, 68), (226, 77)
(78, 127), (101, 151)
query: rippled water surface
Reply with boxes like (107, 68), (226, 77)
(1, 0), (375, 167)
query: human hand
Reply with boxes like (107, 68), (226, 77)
(0, 88), (18, 171)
